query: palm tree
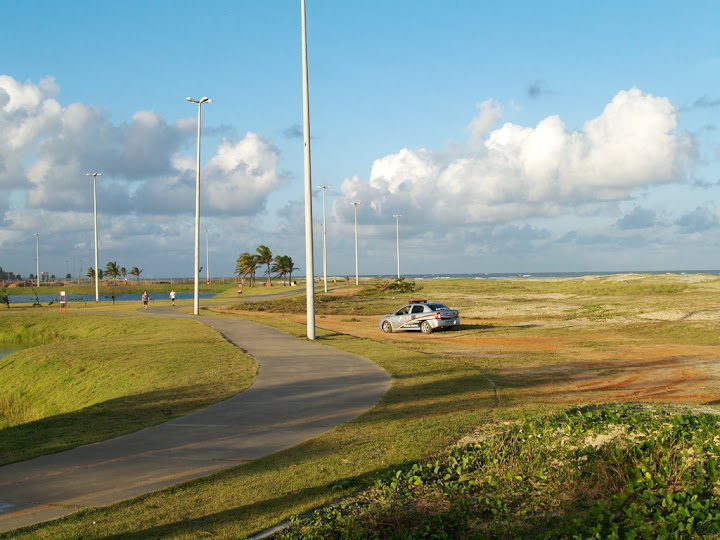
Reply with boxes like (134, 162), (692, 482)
(272, 255), (298, 286)
(235, 252), (258, 287)
(255, 244), (273, 286)
(271, 255), (289, 285)
(105, 261), (121, 285)
(120, 266), (127, 283)
(284, 255), (299, 285)
(129, 267), (143, 284)
(86, 267), (104, 282)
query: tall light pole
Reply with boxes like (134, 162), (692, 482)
(301, 0), (316, 340)
(205, 228), (210, 284)
(393, 214), (402, 279)
(351, 202), (360, 285)
(318, 184), (329, 293)
(34, 233), (40, 287)
(87, 172), (102, 301)
(186, 96), (212, 316)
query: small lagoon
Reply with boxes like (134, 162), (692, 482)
(5, 292), (217, 305)
(0, 345), (23, 360)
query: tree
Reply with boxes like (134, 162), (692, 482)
(255, 244), (273, 285)
(87, 267), (104, 282)
(105, 261), (121, 285)
(129, 267), (142, 283)
(272, 255), (298, 286)
(235, 252), (258, 287)
(120, 267), (127, 282)
(271, 255), (288, 285)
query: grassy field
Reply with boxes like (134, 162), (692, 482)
(0, 311), (257, 466)
(1, 274), (720, 538)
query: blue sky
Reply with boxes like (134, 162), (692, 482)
(1, 1), (719, 280)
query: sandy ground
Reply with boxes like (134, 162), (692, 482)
(222, 297), (720, 407)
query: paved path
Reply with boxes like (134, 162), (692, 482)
(0, 307), (390, 533)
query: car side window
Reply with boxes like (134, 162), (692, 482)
(397, 306), (411, 315)
(411, 305), (424, 314)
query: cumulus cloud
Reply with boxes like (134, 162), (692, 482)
(339, 88), (695, 228)
(616, 206), (658, 230)
(676, 204), (720, 233)
(0, 75), (290, 277)
(0, 75), (287, 219)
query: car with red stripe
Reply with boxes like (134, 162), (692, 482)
(379, 299), (460, 334)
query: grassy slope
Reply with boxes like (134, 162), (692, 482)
(0, 311), (257, 465)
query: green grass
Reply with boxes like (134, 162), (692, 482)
(278, 404), (720, 539)
(3, 330), (510, 539)
(229, 285), (403, 316)
(2, 273), (720, 539)
(0, 311), (256, 465)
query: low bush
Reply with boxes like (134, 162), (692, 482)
(277, 404), (720, 539)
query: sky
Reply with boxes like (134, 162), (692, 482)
(1, 1), (719, 280)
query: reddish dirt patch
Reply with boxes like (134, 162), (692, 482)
(217, 310), (720, 407)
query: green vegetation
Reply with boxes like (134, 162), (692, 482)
(2, 273), (719, 539)
(228, 286), (403, 315)
(236, 244), (298, 287)
(0, 312), (256, 465)
(2, 327), (502, 540)
(279, 404), (720, 539)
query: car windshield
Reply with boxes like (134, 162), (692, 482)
(427, 303), (450, 311)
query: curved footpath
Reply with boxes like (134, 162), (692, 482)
(0, 305), (391, 533)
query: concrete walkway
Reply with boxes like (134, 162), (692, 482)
(0, 307), (390, 533)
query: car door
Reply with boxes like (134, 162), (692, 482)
(409, 304), (426, 329)
(393, 305), (412, 329)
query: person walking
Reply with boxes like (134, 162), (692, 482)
(142, 290), (150, 311)
(169, 289), (176, 307)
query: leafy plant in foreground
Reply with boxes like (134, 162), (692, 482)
(275, 404), (720, 539)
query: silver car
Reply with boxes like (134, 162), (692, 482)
(380, 300), (460, 334)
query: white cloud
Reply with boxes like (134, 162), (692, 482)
(340, 88), (695, 227)
(203, 133), (287, 214)
(0, 75), (293, 277)
(0, 75), (287, 219)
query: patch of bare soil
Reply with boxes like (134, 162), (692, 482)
(231, 310), (720, 407)
(217, 298), (720, 404)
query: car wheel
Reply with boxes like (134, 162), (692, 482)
(382, 321), (393, 333)
(421, 321), (433, 334)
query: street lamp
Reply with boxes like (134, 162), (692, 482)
(351, 202), (360, 285)
(34, 233), (39, 287)
(205, 228), (210, 284)
(87, 172), (102, 301)
(301, 0), (316, 339)
(318, 185), (329, 292)
(393, 214), (402, 279)
(186, 96), (212, 316)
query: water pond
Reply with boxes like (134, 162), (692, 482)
(0, 345), (24, 360)
(5, 292), (217, 304)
